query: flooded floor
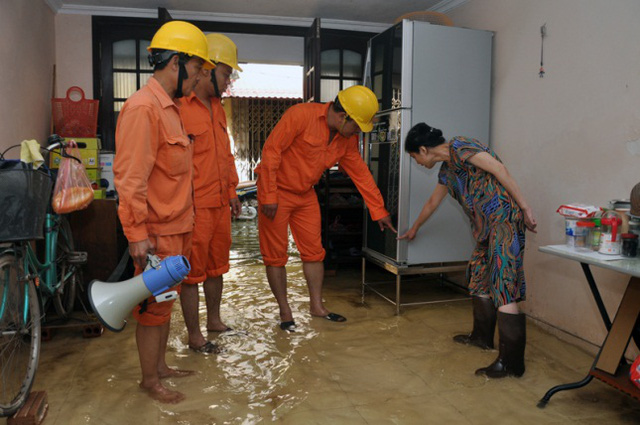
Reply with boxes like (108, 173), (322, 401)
(6, 220), (640, 424)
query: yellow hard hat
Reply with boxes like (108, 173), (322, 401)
(206, 33), (243, 71)
(148, 21), (215, 69)
(337, 85), (379, 132)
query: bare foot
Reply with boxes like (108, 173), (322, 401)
(310, 308), (330, 318)
(158, 367), (196, 379)
(140, 382), (185, 404)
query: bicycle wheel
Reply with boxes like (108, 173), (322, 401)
(0, 253), (41, 417)
(52, 217), (79, 317)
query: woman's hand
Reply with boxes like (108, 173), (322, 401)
(397, 226), (418, 241)
(523, 207), (537, 233)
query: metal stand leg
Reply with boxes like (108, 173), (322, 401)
(395, 274), (401, 316)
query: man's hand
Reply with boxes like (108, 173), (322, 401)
(129, 239), (155, 269)
(230, 197), (242, 219)
(261, 203), (278, 220)
(377, 215), (397, 233)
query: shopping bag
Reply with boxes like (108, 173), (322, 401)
(51, 86), (99, 137)
(51, 142), (94, 214)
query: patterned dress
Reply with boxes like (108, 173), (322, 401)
(438, 137), (526, 307)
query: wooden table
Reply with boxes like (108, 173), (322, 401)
(537, 245), (640, 408)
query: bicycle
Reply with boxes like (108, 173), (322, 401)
(0, 135), (88, 416)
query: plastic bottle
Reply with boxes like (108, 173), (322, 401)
(592, 218), (602, 251)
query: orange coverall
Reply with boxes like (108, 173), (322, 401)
(255, 102), (389, 266)
(179, 94), (239, 282)
(114, 77), (194, 326)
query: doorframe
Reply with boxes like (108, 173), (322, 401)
(92, 15), (377, 150)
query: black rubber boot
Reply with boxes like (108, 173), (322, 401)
(453, 296), (496, 349)
(475, 312), (526, 378)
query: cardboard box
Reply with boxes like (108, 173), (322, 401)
(67, 137), (101, 150)
(99, 152), (114, 173)
(50, 149), (99, 169)
(85, 168), (101, 189)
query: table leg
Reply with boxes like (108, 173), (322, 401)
(580, 263), (612, 330)
(538, 274), (640, 408)
(537, 374), (594, 408)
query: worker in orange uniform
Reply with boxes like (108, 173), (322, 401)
(179, 33), (242, 354)
(255, 85), (396, 332)
(114, 21), (214, 404)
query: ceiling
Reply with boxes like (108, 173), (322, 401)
(46, 0), (468, 30)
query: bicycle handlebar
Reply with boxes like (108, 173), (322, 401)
(45, 134), (87, 151)
(0, 134), (87, 161)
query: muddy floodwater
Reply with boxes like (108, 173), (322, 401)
(15, 220), (640, 424)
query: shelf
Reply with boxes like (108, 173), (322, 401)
(590, 364), (640, 402)
(319, 204), (363, 209)
(327, 187), (358, 194)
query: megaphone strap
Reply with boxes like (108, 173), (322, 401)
(138, 299), (149, 314)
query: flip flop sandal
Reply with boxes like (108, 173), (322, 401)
(322, 313), (347, 322)
(207, 327), (233, 333)
(279, 320), (297, 332)
(189, 341), (222, 354)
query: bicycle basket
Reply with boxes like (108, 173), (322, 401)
(51, 86), (99, 137)
(0, 160), (53, 241)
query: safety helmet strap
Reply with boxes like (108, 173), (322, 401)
(210, 62), (221, 98)
(174, 54), (189, 99)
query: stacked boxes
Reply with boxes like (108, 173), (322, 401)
(99, 152), (115, 195)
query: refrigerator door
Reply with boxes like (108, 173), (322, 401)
(364, 109), (404, 262)
(401, 21), (493, 265)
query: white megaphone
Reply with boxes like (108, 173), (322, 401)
(88, 254), (190, 332)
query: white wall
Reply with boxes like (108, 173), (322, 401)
(0, 1), (56, 154)
(449, 0), (640, 356)
(55, 14), (93, 98)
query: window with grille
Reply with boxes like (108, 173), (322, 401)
(112, 39), (153, 128)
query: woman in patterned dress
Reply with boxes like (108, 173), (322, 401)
(398, 123), (537, 378)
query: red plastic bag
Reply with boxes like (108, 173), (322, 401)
(51, 142), (94, 214)
(631, 355), (640, 390)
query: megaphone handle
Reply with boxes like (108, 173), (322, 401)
(145, 253), (161, 270)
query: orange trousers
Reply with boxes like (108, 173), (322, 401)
(132, 232), (192, 326)
(258, 189), (324, 267)
(183, 206), (232, 284)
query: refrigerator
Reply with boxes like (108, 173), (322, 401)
(363, 20), (493, 266)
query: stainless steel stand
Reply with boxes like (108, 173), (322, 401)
(361, 249), (469, 315)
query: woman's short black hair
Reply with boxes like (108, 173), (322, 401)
(404, 123), (446, 153)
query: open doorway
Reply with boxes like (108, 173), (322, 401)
(223, 63), (303, 182)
